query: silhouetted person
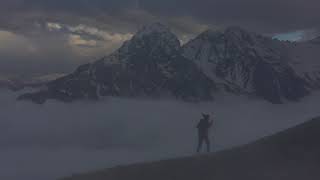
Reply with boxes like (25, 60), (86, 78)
(197, 114), (213, 153)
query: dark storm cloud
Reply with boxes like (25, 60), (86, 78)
(140, 0), (320, 33)
(0, 0), (320, 76)
(2, 0), (320, 34)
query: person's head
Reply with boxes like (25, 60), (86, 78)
(202, 113), (210, 120)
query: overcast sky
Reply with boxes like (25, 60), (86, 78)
(0, 0), (319, 77)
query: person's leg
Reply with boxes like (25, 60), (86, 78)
(205, 136), (210, 152)
(197, 135), (204, 153)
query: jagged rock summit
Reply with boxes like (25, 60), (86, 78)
(18, 23), (214, 104)
(19, 24), (320, 104)
(182, 26), (309, 103)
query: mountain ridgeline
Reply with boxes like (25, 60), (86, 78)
(19, 23), (320, 104)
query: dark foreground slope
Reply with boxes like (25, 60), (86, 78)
(61, 117), (320, 180)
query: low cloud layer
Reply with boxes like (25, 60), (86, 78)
(1, 89), (320, 179)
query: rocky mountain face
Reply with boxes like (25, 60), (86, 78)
(18, 23), (320, 104)
(286, 38), (320, 89)
(18, 23), (215, 104)
(182, 27), (309, 103)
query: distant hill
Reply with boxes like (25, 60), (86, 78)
(0, 74), (65, 91)
(61, 117), (320, 180)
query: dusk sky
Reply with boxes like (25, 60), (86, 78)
(2, 2), (320, 180)
(1, 0), (319, 77)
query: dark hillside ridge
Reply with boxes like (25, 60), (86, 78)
(61, 117), (320, 180)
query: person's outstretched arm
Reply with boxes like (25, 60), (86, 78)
(209, 120), (213, 127)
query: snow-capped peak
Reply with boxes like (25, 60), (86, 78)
(113, 22), (181, 58)
(19, 24), (319, 104)
(133, 23), (181, 49)
(182, 26), (309, 103)
(196, 29), (224, 41)
(136, 23), (172, 36)
(193, 26), (258, 45)
(101, 23), (181, 66)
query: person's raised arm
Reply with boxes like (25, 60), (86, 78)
(209, 119), (213, 127)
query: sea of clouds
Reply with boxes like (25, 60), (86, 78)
(1, 89), (320, 180)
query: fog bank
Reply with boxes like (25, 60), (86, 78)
(1, 90), (320, 180)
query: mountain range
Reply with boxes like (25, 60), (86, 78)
(18, 23), (320, 104)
